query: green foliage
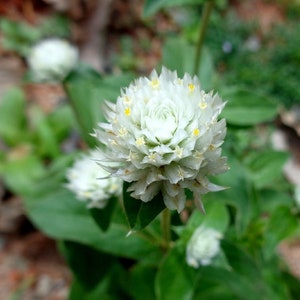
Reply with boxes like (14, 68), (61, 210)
(64, 65), (134, 147)
(0, 88), (27, 146)
(162, 37), (215, 89)
(143, 0), (207, 17)
(60, 241), (115, 289)
(220, 88), (278, 126)
(123, 182), (166, 230)
(244, 150), (289, 189)
(143, 0), (227, 17)
(0, 15), (70, 56)
(205, 11), (300, 108)
(90, 196), (118, 231)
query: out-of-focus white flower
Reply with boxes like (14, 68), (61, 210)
(66, 150), (122, 209)
(186, 226), (222, 268)
(27, 38), (79, 82)
(94, 67), (228, 212)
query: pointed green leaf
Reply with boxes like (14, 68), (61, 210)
(64, 65), (133, 147)
(123, 182), (166, 230)
(1, 153), (45, 196)
(220, 88), (278, 126)
(90, 196), (118, 231)
(155, 247), (196, 300)
(263, 206), (298, 260)
(244, 150), (289, 189)
(29, 105), (60, 158)
(127, 263), (156, 300)
(24, 187), (160, 260)
(60, 240), (114, 289)
(122, 182), (142, 228)
(0, 88), (27, 145)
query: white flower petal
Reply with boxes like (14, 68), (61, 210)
(186, 226), (222, 268)
(27, 38), (78, 82)
(66, 150), (122, 209)
(94, 67), (228, 212)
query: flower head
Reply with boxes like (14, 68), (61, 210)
(27, 38), (79, 82)
(94, 67), (228, 212)
(66, 150), (122, 209)
(186, 226), (222, 268)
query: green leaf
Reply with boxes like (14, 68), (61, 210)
(193, 278), (236, 300)
(178, 201), (229, 246)
(123, 182), (166, 230)
(24, 187), (160, 260)
(195, 240), (282, 300)
(0, 18), (41, 55)
(127, 263), (156, 300)
(263, 206), (298, 260)
(64, 65), (133, 147)
(205, 156), (254, 235)
(155, 247), (196, 300)
(143, 0), (207, 17)
(161, 37), (214, 90)
(90, 196), (118, 231)
(201, 201), (229, 233)
(220, 88), (278, 126)
(68, 271), (117, 300)
(244, 150), (289, 189)
(47, 104), (76, 142)
(0, 88), (27, 145)
(60, 241), (114, 289)
(28, 105), (60, 158)
(1, 153), (45, 196)
(258, 189), (294, 214)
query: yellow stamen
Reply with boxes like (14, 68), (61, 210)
(136, 137), (145, 146)
(199, 101), (207, 109)
(148, 153), (157, 161)
(123, 95), (131, 104)
(188, 83), (195, 92)
(194, 151), (203, 159)
(193, 128), (200, 136)
(209, 144), (215, 151)
(118, 127), (128, 136)
(175, 146), (183, 158)
(150, 78), (160, 89)
(124, 107), (131, 116)
(178, 167), (184, 180)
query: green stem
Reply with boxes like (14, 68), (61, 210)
(194, 0), (214, 75)
(161, 208), (171, 251)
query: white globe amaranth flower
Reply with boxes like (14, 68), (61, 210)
(66, 150), (122, 209)
(186, 226), (222, 268)
(94, 67), (228, 212)
(27, 38), (79, 82)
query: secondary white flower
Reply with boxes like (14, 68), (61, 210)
(186, 226), (222, 268)
(27, 38), (78, 82)
(94, 67), (228, 212)
(66, 150), (122, 209)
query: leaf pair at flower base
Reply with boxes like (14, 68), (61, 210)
(123, 182), (166, 231)
(89, 196), (118, 231)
